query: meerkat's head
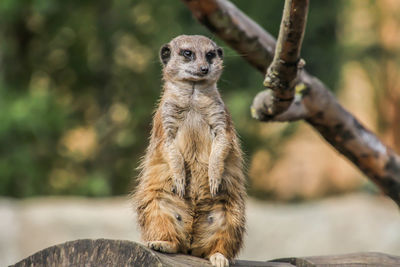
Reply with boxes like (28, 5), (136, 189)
(159, 35), (224, 86)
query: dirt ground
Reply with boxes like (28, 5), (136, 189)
(1, 193), (399, 266)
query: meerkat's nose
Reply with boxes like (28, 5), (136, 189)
(200, 66), (209, 75)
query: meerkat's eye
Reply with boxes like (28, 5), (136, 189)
(205, 51), (216, 63)
(180, 49), (193, 60)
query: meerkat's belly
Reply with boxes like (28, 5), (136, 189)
(176, 110), (212, 167)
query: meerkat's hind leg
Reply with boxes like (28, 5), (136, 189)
(146, 241), (179, 253)
(210, 252), (229, 267)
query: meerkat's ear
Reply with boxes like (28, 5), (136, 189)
(160, 44), (171, 65)
(217, 47), (223, 59)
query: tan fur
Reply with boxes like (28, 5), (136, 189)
(132, 35), (246, 266)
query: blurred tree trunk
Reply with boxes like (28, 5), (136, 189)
(375, 0), (400, 152)
(340, 0), (400, 152)
(369, 0), (400, 152)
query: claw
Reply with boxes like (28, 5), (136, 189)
(209, 176), (221, 197)
(171, 176), (185, 197)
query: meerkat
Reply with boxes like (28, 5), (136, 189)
(132, 35), (246, 267)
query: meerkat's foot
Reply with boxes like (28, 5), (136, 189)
(171, 176), (185, 197)
(209, 252), (229, 267)
(146, 241), (178, 253)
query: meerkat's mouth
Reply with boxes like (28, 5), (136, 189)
(185, 70), (207, 78)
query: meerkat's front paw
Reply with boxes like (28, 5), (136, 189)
(209, 170), (222, 197)
(210, 252), (229, 267)
(209, 177), (221, 197)
(146, 241), (178, 253)
(171, 175), (185, 197)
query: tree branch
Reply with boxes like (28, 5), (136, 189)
(253, 0), (309, 119)
(12, 239), (400, 267)
(181, 0), (400, 206)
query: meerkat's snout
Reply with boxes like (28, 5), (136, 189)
(200, 66), (209, 75)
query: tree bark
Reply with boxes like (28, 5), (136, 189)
(180, 0), (400, 206)
(11, 239), (400, 267)
(253, 0), (309, 118)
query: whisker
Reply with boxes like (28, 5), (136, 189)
(219, 77), (235, 86)
(223, 54), (249, 58)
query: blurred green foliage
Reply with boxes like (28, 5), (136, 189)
(0, 0), (340, 197)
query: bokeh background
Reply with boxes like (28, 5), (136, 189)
(0, 0), (342, 198)
(1, 0), (400, 265)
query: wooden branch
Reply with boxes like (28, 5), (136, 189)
(276, 252), (400, 266)
(253, 0), (309, 118)
(11, 239), (400, 267)
(180, 0), (400, 206)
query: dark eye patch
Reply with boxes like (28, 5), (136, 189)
(205, 50), (216, 63)
(217, 48), (223, 59)
(180, 49), (194, 60)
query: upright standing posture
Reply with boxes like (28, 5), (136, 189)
(132, 35), (246, 267)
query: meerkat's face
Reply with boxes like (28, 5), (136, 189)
(160, 35), (223, 85)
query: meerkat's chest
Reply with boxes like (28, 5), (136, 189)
(176, 108), (213, 164)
